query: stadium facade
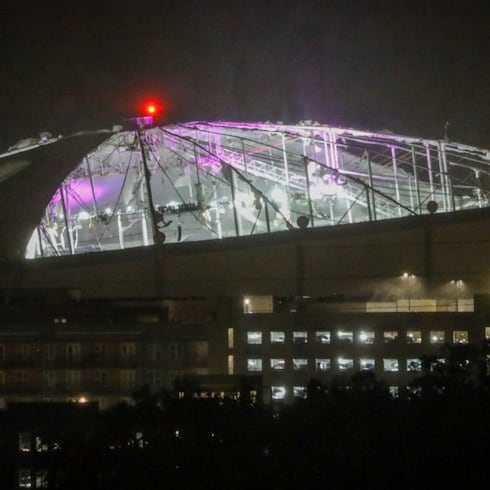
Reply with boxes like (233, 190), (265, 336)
(1, 121), (490, 406)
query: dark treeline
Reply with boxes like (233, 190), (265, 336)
(5, 342), (490, 489)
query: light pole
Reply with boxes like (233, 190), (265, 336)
(402, 272), (415, 311)
(451, 279), (463, 311)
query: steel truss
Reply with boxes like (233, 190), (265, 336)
(25, 121), (490, 258)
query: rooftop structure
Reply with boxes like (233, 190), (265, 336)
(1, 121), (487, 259)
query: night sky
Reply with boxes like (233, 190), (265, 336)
(1, 0), (488, 150)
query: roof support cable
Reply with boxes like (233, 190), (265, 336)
(336, 188), (365, 226)
(160, 127), (296, 231)
(146, 143), (219, 238)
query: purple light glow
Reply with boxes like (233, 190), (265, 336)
(48, 178), (108, 212)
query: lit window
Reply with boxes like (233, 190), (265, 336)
(358, 331), (375, 344)
(338, 358), (353, 370)
(134, 431), (145, 448)
(407, 331), (422, 344)
(407, 359), (422, 372)
(19, 433), (31, 452)
(35, 436), (48, 453)
(315, 331), (330, 344)
(271, 386), (286, 400)
(247, 332), (262, 345)
(247, 359), (262, 372)
(243, 298), (250, 313)
(453, 331), (468, 344)
(360, 358), (375, 371)
(406, 386), (422, 398)
(18, 469), (32, 489)
(384, 331), (398, 343)
(388, 386), (399, 398)
(430, 331), (445, 343)
(293, 358), (308, 371)
(271, 359), (285, 370)
(316, 359), (330, 371)
(383, 359), (399, 372)
(293, 331), (308, 343)
(270, 331), (285, 343)
(337, 331), (353, 343)
(429, 358), (445, 372)
(293, 386), (307, 399)
(35, 470), (48, 488)
(243, 295), (273, 314)
(485, 327), (490, 340)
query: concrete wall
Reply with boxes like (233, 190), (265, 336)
(3, 207), (490, 300)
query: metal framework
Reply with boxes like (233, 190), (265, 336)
(25, 121), (490, 258)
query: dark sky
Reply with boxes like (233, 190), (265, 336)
(1, 0), (489, 150)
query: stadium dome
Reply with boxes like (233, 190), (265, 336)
(1, 121), (489, 260)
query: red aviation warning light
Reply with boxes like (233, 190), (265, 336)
(145, 102), (157, 115)
(142, 99), (164, 118)
(132, 97), (166, 128)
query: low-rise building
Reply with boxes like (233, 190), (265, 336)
(0, 306), (213, 409)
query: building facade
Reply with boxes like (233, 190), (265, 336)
(233, 295), (488, 402)
(0, 307), (212, 409)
